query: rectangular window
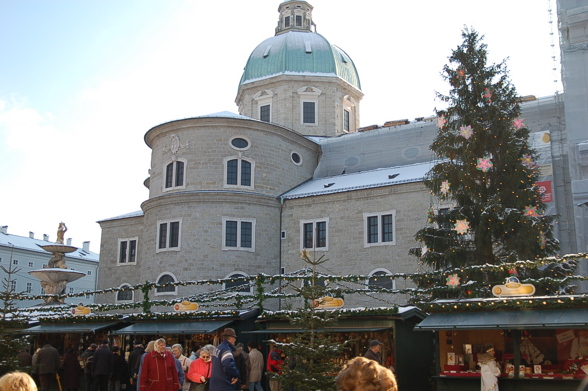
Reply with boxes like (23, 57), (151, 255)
(118, 238), (138, 264)
(241, 160), (251, 186)
(364, 211), (396, 247)
(28, 262), (34, 268)
(223, 218), (255, 251)
(303, 102), (316, 124)
(12, 259), (18, 265)
(225, 158), (254, 189)
(175, 161), (184, 187)
(69, 288), (74, 294)
(165, 163), (174, 188)
(26, 283), (32, 293)
(296, 15), (302, 26)
(301, 219), (328, 250)
(260, 105), (270, 122)
(10, 280), (16, 292)
(88, 270), (92, 275)
(344, 110), (350, 132)
(284, 16), (290, 27)
(157, 220), (182, 251)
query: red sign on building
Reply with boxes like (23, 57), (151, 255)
(537, 181), (553, 203)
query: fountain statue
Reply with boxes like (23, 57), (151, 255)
(28, 222), (85, 304)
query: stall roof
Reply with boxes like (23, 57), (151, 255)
(112, 320), (232, 335)
(22, 323), (120, 334)
(414, 308), (588, 330)
(245, 327), (390, 334)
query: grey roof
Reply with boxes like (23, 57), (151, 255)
(98, 210), (144, 223)
(0, 232), (99, 262)
(281, 161), (430, 199)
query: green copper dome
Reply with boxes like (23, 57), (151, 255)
(238, 31), (361, 90)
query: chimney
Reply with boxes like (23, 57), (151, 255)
(67, 238), (72, 246)
(83, 241), (90, 252)
(29, 231), (34, 239)
(43, 234), (49, 241)
(1, 226), (8, 234)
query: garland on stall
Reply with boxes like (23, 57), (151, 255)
(11, 254), (587, 320)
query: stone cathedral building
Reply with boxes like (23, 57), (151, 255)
(96, 0), (588, 308)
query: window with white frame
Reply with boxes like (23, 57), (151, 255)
(342, 95), (356, 133)
(223, 217), (255, 251)
(300, 218), (328, 250)
(254, 90), (273, 123)
(116, 284), (133, 302)
(164, 159), (186, 190)
(343, 109), (350, 132)
(10, 280), (16, 292)
(224, 272), (251, 293)
(69, 287), (74, 294)
(224, 156), (254, 188)
(298, 87), (321, 125)
(157, 219), (181, 252)
(364, 211), (396, 247)
(26, 282), (32, 293)
(118, 238), (138, 264)
(155, 273), (178, 295)
(368, 269), (395, 290)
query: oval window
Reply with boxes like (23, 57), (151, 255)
(231, 137), (249, 149)
(291, 152), (302, 165)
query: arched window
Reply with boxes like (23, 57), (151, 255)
(224, 156), (254, 189)
(156, 273), (177, 295)
(224, 272), (251, 294)
(116, 284), (133, 302)
(368, 269), (394, 290)
(164, 159), (186, 190)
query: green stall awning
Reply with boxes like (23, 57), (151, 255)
(22, 323), (119, 334)
(245, 327), (390, 334)
(415, 308), (588, 331)
(112, 320), (232, 335)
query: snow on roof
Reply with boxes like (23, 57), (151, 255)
(196, 111), (251, 120)
(0, 232), (99, 261)
(281, 161), (431, 199)
(98, 210), (144, 223)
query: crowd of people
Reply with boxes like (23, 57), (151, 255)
(6, 333), (398, 391)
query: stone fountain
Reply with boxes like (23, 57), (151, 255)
(28, 223), (85, 304)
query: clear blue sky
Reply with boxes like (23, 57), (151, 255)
(0, 0), (560, 250)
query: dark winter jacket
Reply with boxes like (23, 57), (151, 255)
(112, 352), (130, 382)
(92, 345), (114, 377)
(210, 340), (239, 391)
(364, 348), (382, 365)
(62, 350), (81, 389)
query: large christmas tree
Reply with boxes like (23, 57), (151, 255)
(410, 29), (566, 299)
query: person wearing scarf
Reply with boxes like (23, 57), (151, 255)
(139, 338), (179, 391)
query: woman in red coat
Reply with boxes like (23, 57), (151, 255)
(186, 345), (214, 391)
(139, 338), (179, 391)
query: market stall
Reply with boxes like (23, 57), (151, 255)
(416, 296), (588, 391)
(250, 306), (434, 391)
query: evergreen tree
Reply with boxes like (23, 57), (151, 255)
(0, 260), (31, 375)
(275, 250), (348, 391)
(410, 29), (564, 299)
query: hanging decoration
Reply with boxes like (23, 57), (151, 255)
(521, 154), (539, 170)
(446, 274), (461, 288)
(483, 87), (492, 103)
(476, 155), (493, 172)
(459, 125), (473, 139)
(421, 245), (429, 258)
(513, 117), (526, 130)
(440, 180), (451, 195)
(436, 115), (447, 129)
(454, 219), (470, 234)
(524, 205), (540, 217)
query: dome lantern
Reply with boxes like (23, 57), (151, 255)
(275, 1), (316, 35)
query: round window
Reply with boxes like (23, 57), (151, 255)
(231, 137), (249, 149)
(291, 152), (302, 165)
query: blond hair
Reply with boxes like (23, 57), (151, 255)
(335, 357), (397, 391)
(145, 340), (156, 353)
(0, 372), (37, 391)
